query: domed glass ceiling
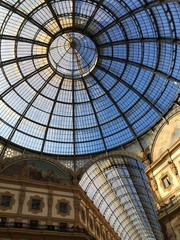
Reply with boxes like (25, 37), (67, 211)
(0, 0), (179, 155)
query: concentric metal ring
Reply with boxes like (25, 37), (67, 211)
(48, 32), (98, 78)
(0, 0), (179, 155)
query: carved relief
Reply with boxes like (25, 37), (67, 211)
(168, 160), (178, 176)
(143, 147), (152, 165)
(19, 190), (25, 205)
(80, 207), (86, 223)
(89, 216), (94, 231)
(48, 194), (53, 208)
(149, 175), (158, 192)
(148, 173), (161, 203)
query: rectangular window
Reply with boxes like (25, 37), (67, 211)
(0, 217), (6, 227)
(47, 225), (54, 230)
(31, 199), (41, 210)
(59, 202), (68, 213)
(15, 222), (23, 228)
(30, 220), (38, 229)
(1, 196), (11, 207)
(162, 175), (171, 188)
(60, 222), (67, 229)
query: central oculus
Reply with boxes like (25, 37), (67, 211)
(48, 32), (98, 78)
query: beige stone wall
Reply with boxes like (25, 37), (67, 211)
(0, 176), (119, 240)
(145, 115), (180, 240)
(146, 142), (180, 205)
(79, 199), (117, 240)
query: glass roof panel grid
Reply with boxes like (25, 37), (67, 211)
(143, 42), (157, 68)
(0, 0), (179, 155)
(135, 11), (156, 38)
(3, 91), (28, 114)
(101, 117), (127, 137)
(31, 6), (59, 34)
(128, 42), (142, 63)
(94, 7), (115, 28)
(17, 119), (45, 139)
(3, 13), (24, 36)
(44, 141), (74, 155)
(123, 0), (141, 10)
(117, 90), (139, 112)
(152, 5), (171, 37)
(132, 69), (153, 94)
(122, 18), (140, 39)
(15, 0), (44, 15)
(75, 139), (105, 155)
(157, 43), (173, 74)
(50, 115), (73, 130)
(0, 121), (13, 140)
(1, 40), (16, 61)
(46, 128), (73, 143)
(94, 31), (112, 44)
(121, 65), (139, 86)
(107, 24), (125, 41)
(12, 130), (43, 151)
(80, 156), (164, 239)
(169, 2), (180, 38)
(108, 82), (128, 102)
(127, 100), (150, 124)
(103, 0), (128, 18)
(74, 115), (97, 129)
(0, 101), (20, 127)
(104, 129), (134, 149)
(75, 0), (95, 18)
(75, 127), (102, 142)
(155, 81), (179, 111)
(52, 0), (73, 16)
(25, 106), (49, 125)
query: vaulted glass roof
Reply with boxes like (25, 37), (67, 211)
(0, 0), (180, 155)
(80, 156), (164, 240)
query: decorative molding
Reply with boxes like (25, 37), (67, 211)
(89, 216), (94, 231)
(80, 207), (86, 224)
(149, 174), (158, 192)
(96, 223), (100, 238)
(145, 139), (180, 175)
(168, 160), (178, 176)
(160, 172), (174, 192)
(0, 191), (15, 211)
(27, 195), (45, 214)
(17, 187), (26, 219)
(56, 199), (71, 217)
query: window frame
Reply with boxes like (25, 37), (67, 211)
(56, 199), (71, 217)
(160, 172), (173, 192)
(28, 195), (45, 214)
(0, 192), (15, 211)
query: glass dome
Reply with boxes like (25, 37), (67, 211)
(48, 32), (98, 78)
(0, 0), (179, 155)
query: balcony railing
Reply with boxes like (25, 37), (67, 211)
(0, 222), (96, 240)
(157, 195), (180, 215)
